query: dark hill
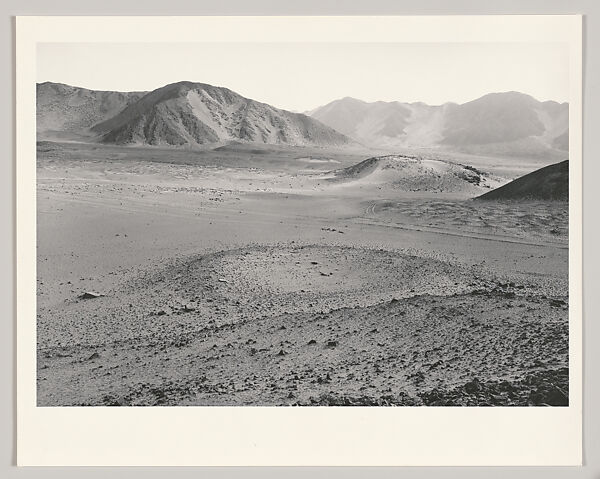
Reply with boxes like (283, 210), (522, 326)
(476, 160), (568, 201)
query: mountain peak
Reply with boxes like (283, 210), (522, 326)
(156, 80), (228, 94)
(469, 91), (539, 105)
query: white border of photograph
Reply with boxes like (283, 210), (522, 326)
(16, 15), (582, 466)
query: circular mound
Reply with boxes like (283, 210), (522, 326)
(176, 245), (483, 316)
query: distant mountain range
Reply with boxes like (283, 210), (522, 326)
(307, 92), (569, 159)
(37, 82), (569, 158)
(37, 81), (354, 148)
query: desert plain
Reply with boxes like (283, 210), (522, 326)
(36, 140), (569, 406)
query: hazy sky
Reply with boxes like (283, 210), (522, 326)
(37, 42), (569, 111)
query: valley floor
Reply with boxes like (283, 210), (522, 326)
(36, 143), (569, 406)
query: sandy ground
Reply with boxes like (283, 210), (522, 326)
(36, 143), (569, 406)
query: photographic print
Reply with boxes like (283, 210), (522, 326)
(35, 41), (571, 407)
(17, 15), (583, 467)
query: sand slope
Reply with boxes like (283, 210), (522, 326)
(325, 154), (505, 195)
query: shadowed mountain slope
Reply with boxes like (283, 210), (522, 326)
(477, 160), (568, 201)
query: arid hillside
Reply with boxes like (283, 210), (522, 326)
(38, 81), (356, 148)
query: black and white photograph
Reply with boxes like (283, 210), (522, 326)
(34, 37), (572, 408)
(10, 12), (587, 468)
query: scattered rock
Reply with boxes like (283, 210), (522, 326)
(549, 299), (567, 308)
(464, 378), (482, 394)
(79, 291), (103, 299)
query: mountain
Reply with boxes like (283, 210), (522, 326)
(37, 81), (354, 148)
(92, 81), (354, 148)
(37, 82), (145, 138)
(477, 160), (568, 201)
(308, 92), (569, 159)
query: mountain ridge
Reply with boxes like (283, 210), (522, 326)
(37, 82), (146, 135)
(308, 92), (569, 159)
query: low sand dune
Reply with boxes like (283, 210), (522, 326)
(325, 154), (506, 196)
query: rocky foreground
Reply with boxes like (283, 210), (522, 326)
(37, 245), (569, 407)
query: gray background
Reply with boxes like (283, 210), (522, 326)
(2, 0), (598, 476)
